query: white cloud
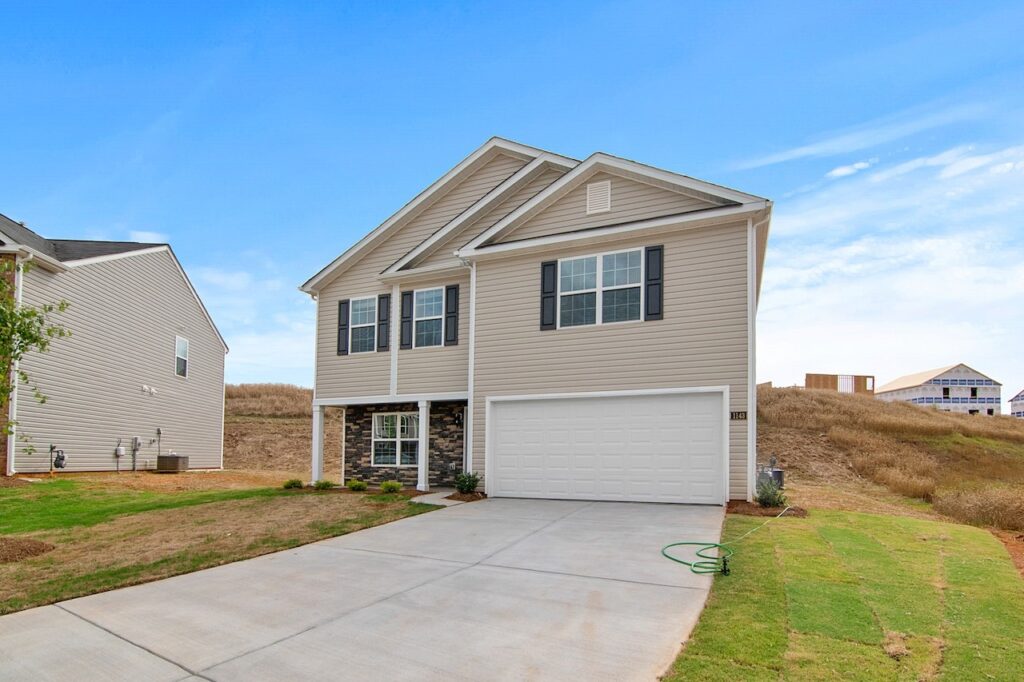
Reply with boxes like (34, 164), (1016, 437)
(195, 267), (254, 292)
(735, 102), (986, 169)
(759, 142), (1024, 411)
(825, 158), (877, 178)
(129, 230), (168, 243)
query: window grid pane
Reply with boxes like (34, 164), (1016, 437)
(415, 318), (443, 347)
(602, 286), (641, 323)
(373, 441), (397, 465)
(400, 441), (418, 466)
(560, 257), (597, 292)
(602, 251), (641, 287)
(373, 414), (397, 439)
(560, 292), (597, 327)
(176, 357), (187, 377)
(400, 414), (419, 438)
(350, 298), (376, 326)
(414, 288), (443, 318)
(350, 326), (376, 353)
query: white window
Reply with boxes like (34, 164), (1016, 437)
(414, 288), (443, 347)
(175, 336), (189, 377)
(350, 297), (377, 353)
(371, 412), (419, 466)
(558, 249), (642, 328)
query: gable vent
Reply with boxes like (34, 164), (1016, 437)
(586, 180), (612, 214)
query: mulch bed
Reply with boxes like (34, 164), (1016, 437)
(727, 500), (808, 518)
(0, 477), (33, 489)
(0, 537), (54, 564)
(446, 492), (487, 502)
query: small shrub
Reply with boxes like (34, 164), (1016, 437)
(755, 478), (787, 508)
(346, 479), (368, 492)
(454, 471), (480, 494)
(380, 480), (403, 494)
(282, 479), (303, 490)
(312, 479), (336, 491)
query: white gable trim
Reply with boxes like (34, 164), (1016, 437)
(456, 201), (770, 260)
(382, 153), (577, 275)
(460, 153), (766, 252)
(300, 138), (555, 294)
(62, 245), (169, 267)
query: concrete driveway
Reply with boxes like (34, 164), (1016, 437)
(0, 498), (723, 681)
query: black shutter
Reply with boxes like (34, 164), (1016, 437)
(400, 291), (414, 349)
(444, 284), (459, 346)
(540, 260), (557, 330)
(644, 245), (664, 321)
(376, 293), (390, 352)
(337, 299), (350, 355)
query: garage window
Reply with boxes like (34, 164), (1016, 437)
(559, 249), (642, 327)
(372, 413), (419, 466)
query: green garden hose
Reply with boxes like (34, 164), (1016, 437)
(661, 506), (792, 576)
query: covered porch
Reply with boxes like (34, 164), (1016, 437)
(311, 393), (468, 491)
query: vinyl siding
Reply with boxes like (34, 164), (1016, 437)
(13, 250), (225, 472)
(503, 172), (719, 242)
(316, 152), (526, 399)
(416, 167), (568, 270)
(472, 221), (751, 499)
(397, 274), (470, 394)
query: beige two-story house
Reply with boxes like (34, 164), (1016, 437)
(301, 138), (770, 504)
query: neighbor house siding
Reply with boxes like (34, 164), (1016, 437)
(416, 166), (568, 270)
(397, 274), (470, 394)
(13, 250), (225, 472)
(472, 221), (750, 499)
(503, 172), (719, 243)
(315, 152), (526, 399)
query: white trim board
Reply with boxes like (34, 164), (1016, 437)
(313, 392), (468, 407)
(484, 386), (731, 505)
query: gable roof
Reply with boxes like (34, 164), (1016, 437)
(299, 137), (563, 293)
(457, 152), (768, 255)
(1011, 389), (1024, 403)
(876, 363), (1001, 393)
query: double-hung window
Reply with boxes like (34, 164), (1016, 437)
(414, 288), (443, 347)
(559, 249), (642, 327)
(174, 336), (189, 377)
(349, 297), (377, 353)
(371, 413), (419, 466)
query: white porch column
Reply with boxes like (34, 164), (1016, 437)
(311, 404), (325, 484)
(417, 400), (430, 491)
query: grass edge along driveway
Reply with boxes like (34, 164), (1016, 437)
(0, 479), (438, 614)
(665, 510), (1024, 681)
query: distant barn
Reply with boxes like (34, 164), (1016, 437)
(875, 364), (1001, 416)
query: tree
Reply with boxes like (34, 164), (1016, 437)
(0, 258), (71, 435)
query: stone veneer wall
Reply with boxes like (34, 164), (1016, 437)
(344, 401), (465, 487)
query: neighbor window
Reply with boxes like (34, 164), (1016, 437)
(371, 413), (419, 466)
(414, 288), (443, 347)
(349, 297), (377, 353)
(175, 336), (189, 377)
(559, 249), (642, 327)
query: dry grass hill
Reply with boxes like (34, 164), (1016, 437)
(223, 383), (1024, 531)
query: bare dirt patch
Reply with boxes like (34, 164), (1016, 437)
(58, 470), (301, 492)
(0, 477), (32, 488)
(727, 500), (807, 518)
(992, 530), (1024, 579)
(446, 492), (487, 502)
(0, 537), (53, 564)
(223, 412), (343, 479)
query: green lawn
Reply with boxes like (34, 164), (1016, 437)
(666, 510), (1024, 681)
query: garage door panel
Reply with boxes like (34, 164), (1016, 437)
(489, 392), (725, 505)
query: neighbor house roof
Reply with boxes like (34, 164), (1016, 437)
(0, 213), (161, 263)
(1011, 389), (1024, 402)
(876, 363), (1000, 394)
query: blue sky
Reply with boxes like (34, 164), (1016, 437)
(2, 1), (1023, 407)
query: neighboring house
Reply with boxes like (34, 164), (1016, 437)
(805, 373), (875, 395)
(0, 213), (227, 474)
(1011, 389), (1024, 419)
(301, 137), (771, 504)
(875, 363), (1002, 415)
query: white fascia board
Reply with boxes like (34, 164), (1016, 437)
(61, 245), (169, 267)
(0, 245), (67, 273)
(299, 138), (557, 295)
(313, 391), (468, 407)
(461, 154), (766, 253)
(382, 154), (577, 275)
(379, 262), (468, 285)
(457, 202), (769, 260)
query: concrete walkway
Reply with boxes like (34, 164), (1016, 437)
(0, 498), (724, 681)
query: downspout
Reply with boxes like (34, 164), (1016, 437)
(6, 254), (26, 475)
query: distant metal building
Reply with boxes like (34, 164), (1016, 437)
(875, 364), (1001, 416)
(805, 373), (875, 395)
(1011, 389), (1024, 419)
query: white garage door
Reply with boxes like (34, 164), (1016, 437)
(488, 391), (726, 504)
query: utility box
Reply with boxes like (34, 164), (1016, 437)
(156, 454), (189, 473)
